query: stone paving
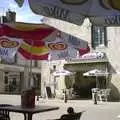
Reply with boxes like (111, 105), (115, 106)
(0, 94), (120, 120)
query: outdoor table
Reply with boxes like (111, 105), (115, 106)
(0, 105), (59, 120)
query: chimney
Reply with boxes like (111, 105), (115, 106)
(6, 9), (16, 23)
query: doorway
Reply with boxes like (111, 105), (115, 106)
(73, 72), (96, 99)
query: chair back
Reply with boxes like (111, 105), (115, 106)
(61, 112), (82, 120)
(0, 104), (13, 120)
(105, 89), (111, 96)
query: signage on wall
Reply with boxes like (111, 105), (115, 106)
(0, 36), (22, 59)
(80, 52), (105, 60)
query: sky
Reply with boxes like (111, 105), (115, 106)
(0, 0), (43, 23)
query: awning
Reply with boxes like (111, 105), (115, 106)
(64, 60), (108, 72)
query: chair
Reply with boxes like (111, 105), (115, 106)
(97, 89), (111, 102)
(61, 112), (82, 120)
(50, 112), (83, 120)
(0, 104), (13, 120)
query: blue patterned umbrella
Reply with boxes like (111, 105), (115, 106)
(15, 0), (120, 26)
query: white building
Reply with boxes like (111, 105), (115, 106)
(0, 53), (41, 94)
(43, 17), (120, 101)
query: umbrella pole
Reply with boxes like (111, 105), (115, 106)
(24, 60), (29, 89)
(29, 40), (33, 88)
(96, 76), (97, 88)
(29, 56), (32, 87)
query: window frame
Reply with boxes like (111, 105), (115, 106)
(91, 25), (107, 49)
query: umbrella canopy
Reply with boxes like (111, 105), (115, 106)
(83, 69), (110, 88)
(0, 22), (90, 60)
(83, 69), (110, 77)
(18, 0), (120, 26)
(52, 69), (73, 76)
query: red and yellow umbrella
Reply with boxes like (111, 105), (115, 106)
(0, 22), (56, 60)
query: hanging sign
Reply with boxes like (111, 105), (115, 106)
(46, 36), (78, 60)
(0, 36), (22, 59)
(81, 52), (105, 59)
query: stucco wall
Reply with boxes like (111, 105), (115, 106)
(0, 71), (4, 92)
(41, 60), (67, 98)
(43, 17), (91, 45)
(106, 27), (120, 74)
(109, 74), (120, 100)
(106, 27), (120, 100)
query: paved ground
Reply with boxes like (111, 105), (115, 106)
(0, 94), (120, 120)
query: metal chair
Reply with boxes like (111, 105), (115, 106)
(49, 112), (84, 120)
(0, 104), (13, 120)
(60, 112), (82, 120)
(97, 89), (111, 102)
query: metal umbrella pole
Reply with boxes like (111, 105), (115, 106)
(23, 40), (33, 89)
(29, 40), (33, 88)
(24, 60), (29, 89)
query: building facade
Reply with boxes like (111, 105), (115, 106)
(0, 53), (41, 95)
(43, 17), (120, 101)
(0, 10), (42, 95)
(1, 10), (120, 101)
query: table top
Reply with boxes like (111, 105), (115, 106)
(0, 105), (59, 114)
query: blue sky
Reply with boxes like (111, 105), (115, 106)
(0, 0), (43, 23)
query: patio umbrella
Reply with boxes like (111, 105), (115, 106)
(83, 69), (109, 88)
(15, 0), (120, 26)
(52, 69), (73, 76)
(52, 69), (74, 100)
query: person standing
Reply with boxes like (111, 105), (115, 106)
(63, 89), (67, 103)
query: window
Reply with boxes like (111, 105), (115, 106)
(91, 26), (107, 49)
(34, 61), (38, 67)
(1, 53), (17, 64)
